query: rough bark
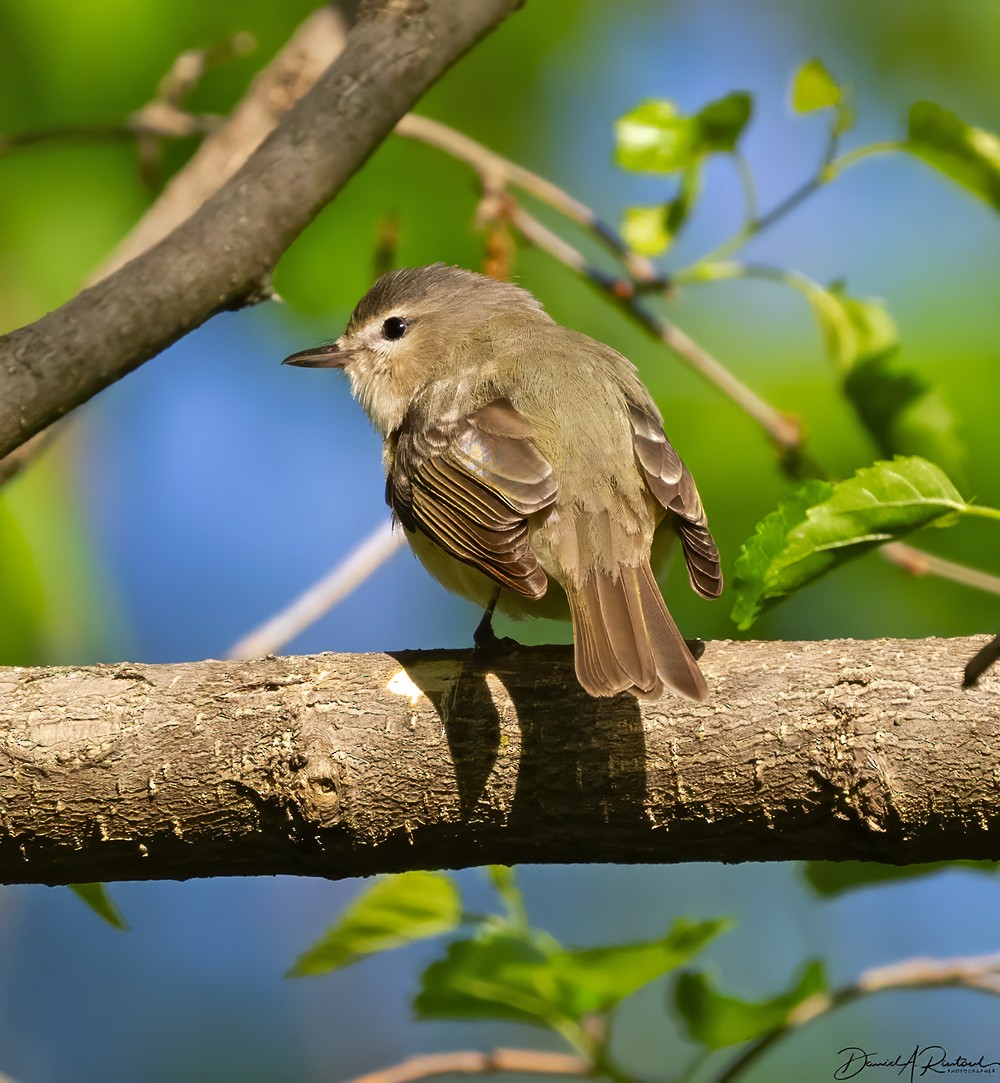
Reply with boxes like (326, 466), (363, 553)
(0, 636), (996, 885)
(0, 0), (523, 460)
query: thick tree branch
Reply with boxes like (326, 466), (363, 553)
(0, 636), (996, 885)
(0, 0), (523, 460)
(0, 7), (348, 487)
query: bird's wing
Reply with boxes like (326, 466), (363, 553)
(628, 403), (723, 599)
(388, 398), (557, 599)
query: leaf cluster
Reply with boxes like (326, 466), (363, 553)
(278, 860), (999, 1082)
(611, 59), (1000, 629)
(286, 867), (827, 1081)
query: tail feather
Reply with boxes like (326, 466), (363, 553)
(569, 563), (708, 702)
(594, 567), (656, 692)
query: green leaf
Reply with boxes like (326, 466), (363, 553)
(730, 478), (833, 630)
(805, 284), (965, 479)
(415, 928), (568, 1026)
(615, 94), (751, 175)
(791, 59), (842, 114)
(416, 919), (728, 1027)
(676, 961), (828, 1048)
(731, 457), (968, 629)
(805, 283), (898, 374)
(907, 100), (1000, 212)
(804, 860), (996, 896)
(621, 205), (673, 255)
(696, 92), (753, 152)
(288, 871), (461, 976)
(621, 157), (701, 256)
(487, 866), (517, 895)
(555, 918), (731, 1017)
(614, 100), (700, 173)
(487, 865), (528, 928)
(69, 883), (129, 931)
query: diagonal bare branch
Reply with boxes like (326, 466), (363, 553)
(0, 0), (524, 461)
(227, 518), (405, 659)
(89, 7), (349, 283)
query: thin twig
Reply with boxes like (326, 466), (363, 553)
(153, 33), (257, 107)
(0, 33), (253, 165)
(732, 150), (758, 229)
(882, 542), (1000, 596)
(89, 6), (349, 283)
(882, 547), (1000, 681)
(0, 123), (134, 153)
(395, 112), (803, 451)
(508, 206), (803, 450)
(858, 951), (1000, 995)
(714, 951), (1000, 1083)
(826, 140), (907, 180)
(679, 133), (905, 280)
(0, 430), (54, 487)
(349, 1049), (592, 1083)
(678, 120), (841, 272)
(395, 114), (658, 283)
(227, 519), (405, 659)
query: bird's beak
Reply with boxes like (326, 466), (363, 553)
(282, 342), (347, 369)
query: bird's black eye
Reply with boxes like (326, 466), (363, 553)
(382, 316), (408, 341)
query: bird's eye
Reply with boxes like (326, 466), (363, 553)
(382, 316), (408, 341)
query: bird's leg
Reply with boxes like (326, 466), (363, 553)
(473, 588), (502, 651)
(473, 587), (518, 655)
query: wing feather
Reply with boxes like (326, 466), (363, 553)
(389, 398), (556, 598)
(629, 403), (723, 599)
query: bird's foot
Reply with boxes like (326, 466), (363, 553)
(473, 610), (519, 657)
(684, 637), (706, 661)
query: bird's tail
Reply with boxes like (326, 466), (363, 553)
(567, 562), (708, 701)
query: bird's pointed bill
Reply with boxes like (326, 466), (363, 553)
(282, 344), (346, 368)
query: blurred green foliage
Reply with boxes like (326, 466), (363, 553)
(288, 871), (462, 977)
(0, 495), (45, 664)
(294, 867), (737, 1072)
(805, 284), (965, 480)
(803, 860), (998, 897)
(908, 100), (1000, 212)
(289, 865), (998, 1080)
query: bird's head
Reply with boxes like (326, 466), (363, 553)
(283, 263), (548, 433)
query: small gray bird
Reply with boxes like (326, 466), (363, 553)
(284, 264), (722, 701)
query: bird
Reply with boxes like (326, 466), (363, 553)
(283, 263), (722, 701)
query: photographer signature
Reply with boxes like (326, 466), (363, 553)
(835, 1045), (1000, 1080)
